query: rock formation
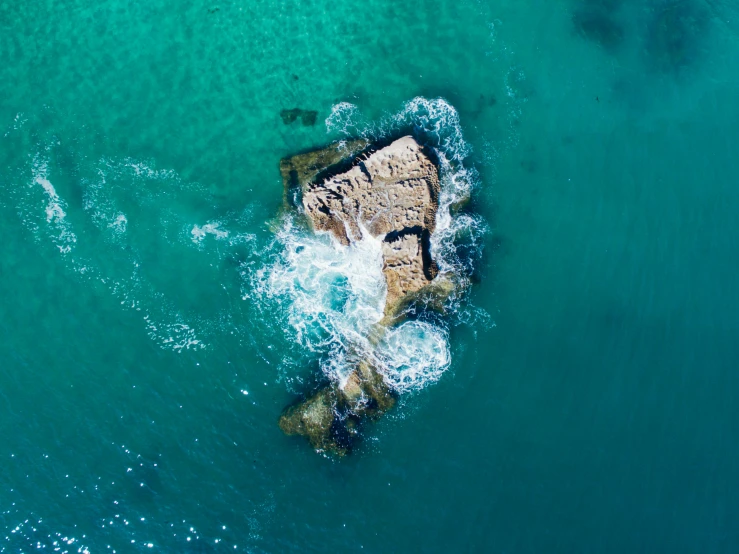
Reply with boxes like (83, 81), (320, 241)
(300, 136), (440, 315)
(278, 136), (450, 455)
(278, 360), (396, 456)
(280, 139), (369, 206)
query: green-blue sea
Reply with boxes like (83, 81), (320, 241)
(2, 0), (739, 552)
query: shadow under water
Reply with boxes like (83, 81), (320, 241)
(280, 108), (318, 126)
(572, 0), (626, 52)
(644, 0), (711, 74)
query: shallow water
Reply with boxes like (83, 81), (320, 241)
(2, 0), (739, 552)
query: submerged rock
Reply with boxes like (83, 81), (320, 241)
(381, 271), (463, 324)
(278, 388), (347, 455)
(277, 136), (455, 456)
(279, 360), (397, 456)
(572, 0), (625, 52)
(279, 362), (395, 456)
(280, 108), (319, 126)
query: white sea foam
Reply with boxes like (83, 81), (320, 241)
(255, 217), (387, 383)
(109, 213), (128, 233)
(4, 112), (28, 137)
(324, 102), (363, 135)
(145, 317), (203, 352)
(191, 221), (229, 244)
(13, 149), (209, 354)
(124, 159), (177, 181)
(81, 167), (132, 240)
(31, 154), (77, 253)
(254, 97), (489, 393)
(374, 321), (451, 393)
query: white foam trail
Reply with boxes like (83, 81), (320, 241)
(145, 317), (202, 352)
(3, 112), (27, 137)
(13, 150), (209, 353)
(191, 222), (229, 244)
(31, 154), (77, 253)
(124, 159), (177, 181)
(82, 167), (130, 240)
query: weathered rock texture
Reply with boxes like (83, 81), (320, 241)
(301, 136), (440, 314)
(278, 136), (448, 456)
(280, 139), (369, 205)
(278, 360), (396, 455)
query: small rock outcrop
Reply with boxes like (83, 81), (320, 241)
(279, 360), (396, 456)
(301, 136), (440, 315)
(278, 136), (450, 455)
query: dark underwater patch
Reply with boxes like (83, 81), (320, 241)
(280, 108), (319, 126)
(301, 110), (317, 126)
(470, 93), (498, 118)
(572, 0), (626, 52)
(520, 159), (538, 173)
(644, 0), (710, 73)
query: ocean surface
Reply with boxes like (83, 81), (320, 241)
(2, 0), (739, 552)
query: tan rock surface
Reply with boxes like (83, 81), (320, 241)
(302, 136), (440, 314)
(279, 139), (369, 205)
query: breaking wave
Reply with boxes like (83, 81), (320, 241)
(253, 97), (489, 393)
(251, 217), (387, 385)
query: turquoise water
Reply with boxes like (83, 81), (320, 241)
(2, 0), (739, 551)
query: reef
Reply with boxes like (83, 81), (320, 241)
(280, 108), (319, 126)
(278, 136), (456, 455)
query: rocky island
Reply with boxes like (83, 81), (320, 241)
(278, 136), (456, 455)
